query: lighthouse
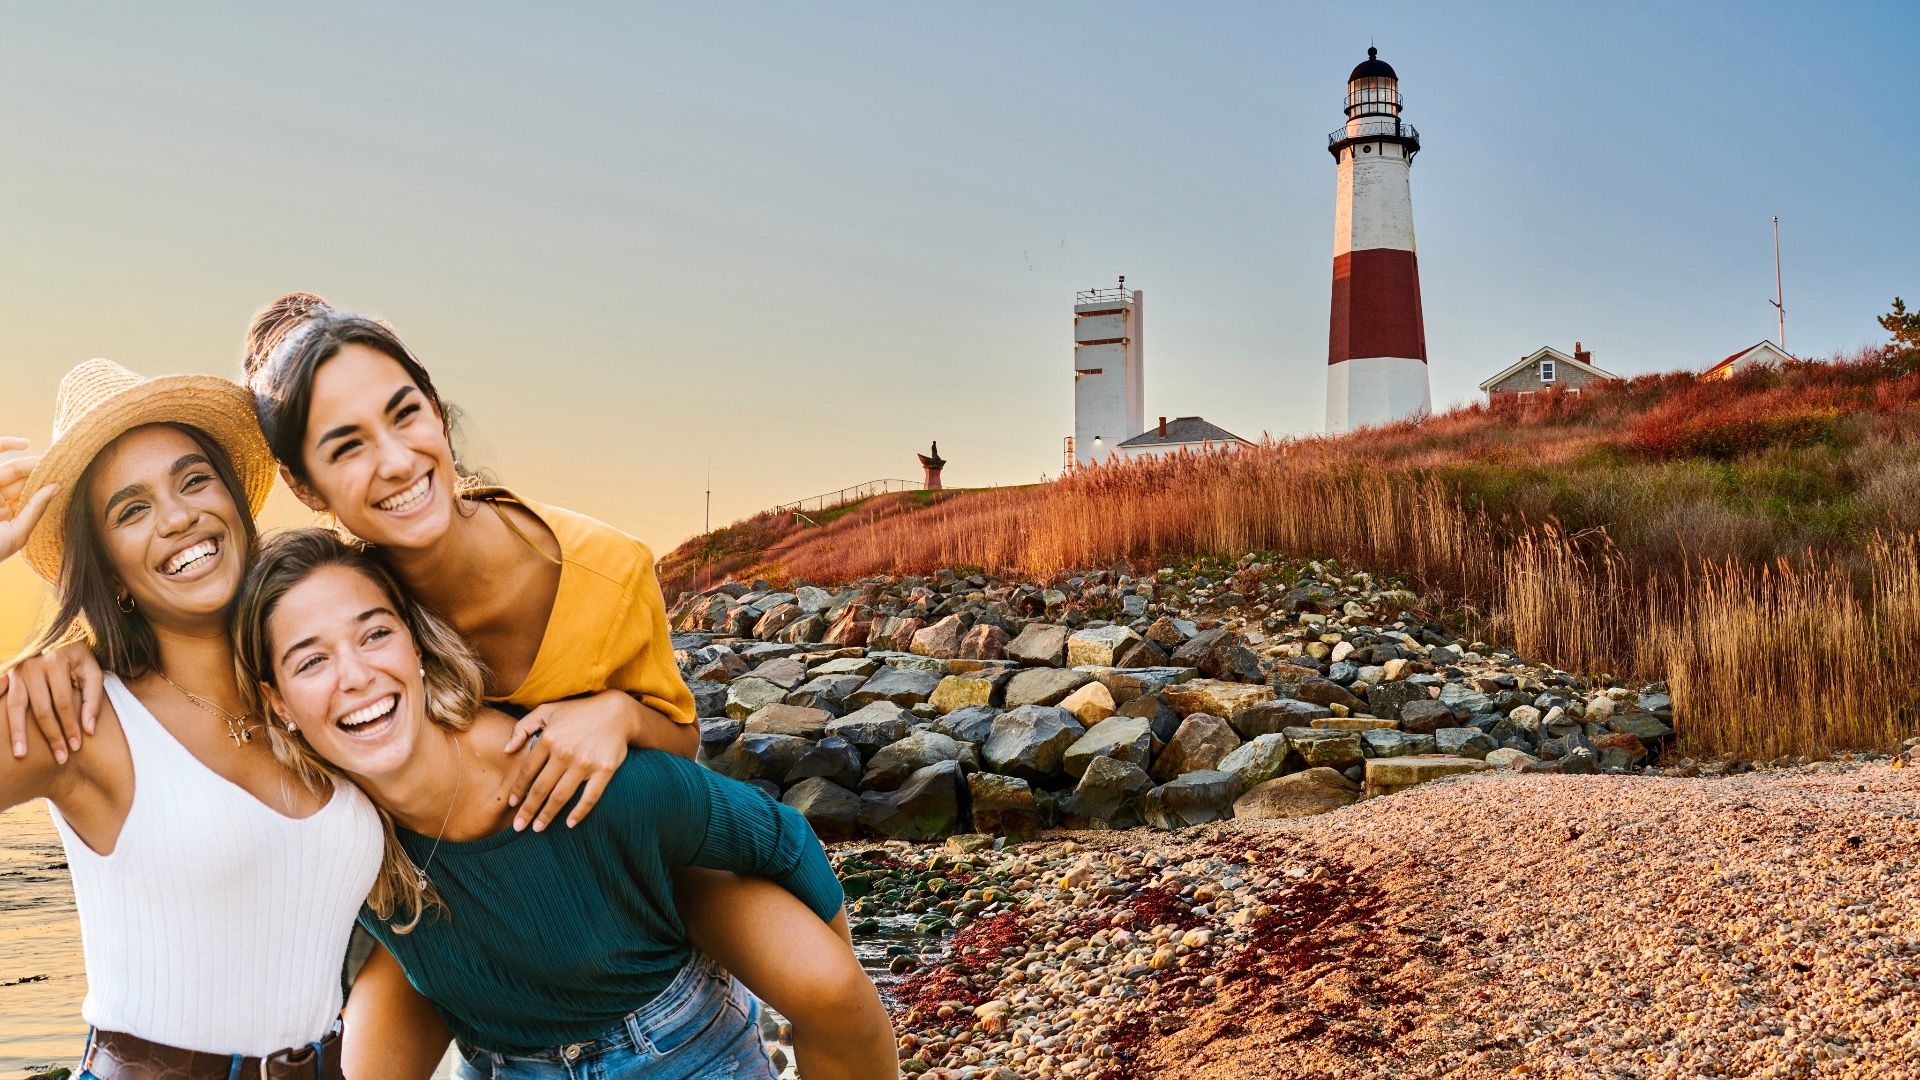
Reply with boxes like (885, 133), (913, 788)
(1325, 47), (1430, 433)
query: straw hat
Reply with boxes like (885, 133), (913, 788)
(16, 359), (275, 584)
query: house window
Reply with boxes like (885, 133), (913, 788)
(1539, 359), (1557, 383)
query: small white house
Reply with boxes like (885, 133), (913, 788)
(1702, 341), (1794, 381)
(1115, 416), (1254, 461)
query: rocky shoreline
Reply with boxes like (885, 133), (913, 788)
(669, 554), (1682, 843)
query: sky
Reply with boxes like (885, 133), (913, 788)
(2, 1), (1916, 648)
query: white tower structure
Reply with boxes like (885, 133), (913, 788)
(1071, 280), (1144, 467)
(1325, 47), (1431, 433)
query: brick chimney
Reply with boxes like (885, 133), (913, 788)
(1574, 341), (1592, 365)
(1158, 416), (1168, 438)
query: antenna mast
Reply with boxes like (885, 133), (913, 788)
(1769, 216), (1786, 352)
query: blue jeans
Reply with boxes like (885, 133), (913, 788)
(453, 955), (777, 1080)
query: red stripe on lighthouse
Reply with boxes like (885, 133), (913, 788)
(1328, 248), (1427, 364)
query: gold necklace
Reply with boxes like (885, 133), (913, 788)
(156, 672), (262, 747)
(409, 734), (466, 892)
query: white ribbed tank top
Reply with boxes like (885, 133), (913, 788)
(46, 673), (383, 1055)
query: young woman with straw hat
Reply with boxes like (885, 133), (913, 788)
(0, 359), (645, 1077)
(244, 299), (895, 1079)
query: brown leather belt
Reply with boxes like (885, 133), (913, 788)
(81, 1022), (343, 1080)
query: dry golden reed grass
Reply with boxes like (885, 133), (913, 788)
(664, 357), (1920, 760)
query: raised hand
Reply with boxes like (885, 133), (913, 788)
(0, 438), (55, 565)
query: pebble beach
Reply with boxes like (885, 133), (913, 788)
(850, 760), (1920, 1079)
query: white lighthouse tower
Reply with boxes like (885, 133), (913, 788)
(1070, 279), (1145, 467)
(1325, 46), (1431, 433)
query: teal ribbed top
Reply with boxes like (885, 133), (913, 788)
(357, 750), (843, 1053)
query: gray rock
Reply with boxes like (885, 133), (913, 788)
(1538, 730), (1595, 760)
(1282, 727), (1365, 770)
(784, 736), (864, 789)
(1060, 756), (1153, 826)
(1435, 727), (1497, 759)
(782, 777), (861, 841)
(932, 704), (1000, 745)
(774, 613), (827, 644)
(745, 657), (809, 690)
(810, 656), (880, 678)
(1062, 716), (1155, 779)
(1291, 678), (1367, 713)
(1117, 692), (1184, 744)
(1362, 728), (1437, 757)
(1151, 714), (1241, 782)
(1142, 771), (1244, 830)
(1170, 628), (1263, 682)
(1004, 623), (1071, 666)
(724, 677), (789, 720)
(1438, 683), (1494, 715)
(909, 614), (970, 659)
(697, 718), (743, 758)
(708, 733), (815, 784)
(689, 681), (729, 720)
(785, 673), (866, 712)
(958, 624), (1010, 661)
(859, 760), (965, 840)
(1217, 734), (1294, 788)
(823, 702), (914, 754)
(861, 730), (968, 792)
(1230, 698), (1335, 739)
(982, 705), (1086, 783)
(794, 585), (835, 613)
(1003, 667), (1093, 708)
(1398, 699), (1457, 735)
(1066, 625), (1150, 668)
(846, 666), (941, 709)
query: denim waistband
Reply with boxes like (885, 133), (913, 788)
(467, 954), (735, 1064)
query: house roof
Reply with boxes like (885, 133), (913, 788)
(1702, 340), (1794, 378)
(1118, 416), (1253, 447)
(1477, 346), (1622, 391)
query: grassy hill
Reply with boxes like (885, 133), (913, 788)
(661, 349), (1920, 759)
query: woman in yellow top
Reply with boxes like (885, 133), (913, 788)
(242, 297), (894, 1079)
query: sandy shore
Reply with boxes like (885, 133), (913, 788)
(858, 760), (1920, 1079)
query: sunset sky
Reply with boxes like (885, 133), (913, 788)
(3, 2), (1916, 648)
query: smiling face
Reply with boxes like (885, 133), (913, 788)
(261, 563), (428, 781)
(292, 343), (459, 552)
(87, 425), (249, 629)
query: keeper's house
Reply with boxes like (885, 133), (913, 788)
(1701, 341), (1794, 381)
(1479, 342), (1621, 403)
(1114, 416), (1254, 461)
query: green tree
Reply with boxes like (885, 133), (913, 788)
(1881, 297), (1920, 372)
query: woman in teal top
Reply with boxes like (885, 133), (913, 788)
(231, 527), (853, 1078)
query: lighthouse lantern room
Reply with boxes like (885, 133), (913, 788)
(1325, 47), (1431, 433)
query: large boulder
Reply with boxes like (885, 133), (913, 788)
(708, 733), (815, 785)
(1163, 679), (1277, 722)
(1230, 698), (1335, 739)
(1170, 628), (1263, 682)
(1060, 756), (1154, 827)
(958, 624), (1010, 661)
(689, 682), (729, 720)
(930, 673), (1002, 714)
(1066, 625), (1151, 668)
(1282, 727), (1365, 771)
(909, 614), (970, 659)
(1117, 692), (1183, 745)
(932, 704), (1000, 745)
(1365, 680), (1431, 721)
(811, 655), (880, 678)
(1004, 623), (1071, 667)
(1084, 667), (1196, 707)
(1363, 729), (1437, 758)
(861, 731), (969, 792)
(1363, 755), (1492, 796)
(820, 605), (874, 647)
(1062, 716), (1155, 779)
(745, 657), (809, 689)
(967, 772), (1039, 837)
(859, 760), (966, 840)
(784, 673), (866, 713)
(784, 736), (864, 790)
(752, 602), (804, 641)
(744, 703), (833, 740)
(846, 666), (942, 710)
(1151, 714), (1241, 782)
(1003, 667), (1093, 708)
(724, 678), (789, 720)
(1232, 768), (1360, 821)
(823, 702), (913, 755)
(866, 615), (925, 652)
(982, 705), (1086, 783)
(1397, 699), (1458, 735)
(782, 777), (862, 841)
(1057, 681), (1118, 727)
(1141, 771), (1244, 830)
(1436, 727), (1497, 759)
(1291, 677), (1367, 713)
(1216, 734), (1294, 788)
(697, 718), (743, 760)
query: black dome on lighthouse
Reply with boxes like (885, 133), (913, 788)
(1349, 47), (1397, 81)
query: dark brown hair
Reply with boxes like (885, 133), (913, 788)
(249, 309), (458, 485)
(242, 292), (333, 382)
(27, 424), (260, 677)
(231, 527), (487, 931)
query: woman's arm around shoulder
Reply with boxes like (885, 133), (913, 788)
(341, 941), (453, 1080)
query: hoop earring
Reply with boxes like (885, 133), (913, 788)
(117, 594), (136, 613)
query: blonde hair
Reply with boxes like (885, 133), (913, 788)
(232, 528), (489, 932)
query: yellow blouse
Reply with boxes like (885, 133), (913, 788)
(470, 488), (696, 726)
